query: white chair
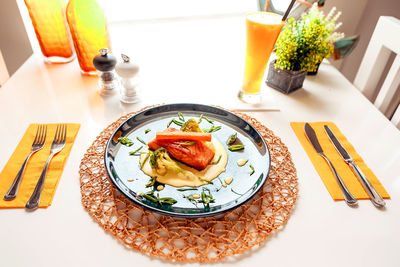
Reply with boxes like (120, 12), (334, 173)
(354, 16), (400, 129)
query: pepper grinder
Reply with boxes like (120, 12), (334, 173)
(115, 54), (140, 103)
(93, 48), (118, 95)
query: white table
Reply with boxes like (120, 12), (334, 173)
(1, 15), (400, 267)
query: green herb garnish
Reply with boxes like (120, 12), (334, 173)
(249, 164), (255, 176)
(226, 132), (237, 145)
(156, 196), (178, 205)
(142, 192), (158, 202)
(198, 177), (213, 184)
(142, 191), (177, 205)
(200, 188), (215, 207)
(167, 119), (184, 127)
(149, 151), (156, 167)
(228, 144), (245, 151)
(215, 177), (224, 192)
(203, 125), (221, 133)
(179, 141), (197, 146)
(144, 129), (151, 134)
(145, 176), (156, 188)
(211, 155), (222, 165)
(178, 112), (185, 122)
(183, 194), (198, 205)
(198, 114), (214, 124)
(136, 136), (146, 145)
(177, 188), (198, 192)
(183, 188), (215, 208)
(231, 188), (244, 196)
(141, 152), (150, 168)
(129, 146), (143, 156)
(117, 137), (134, 147)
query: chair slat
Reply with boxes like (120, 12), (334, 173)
(374, 55), (400, 113)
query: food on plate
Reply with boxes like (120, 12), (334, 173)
(224, 177), (233, 185)
(249, 164), (255, 176)
(226, 132), (237, 145)
(148, 128), (215, 170)
(113, 112), (257, 208)
(140, 119), (228, 187)
(236, 158), (248, 166)
(155, 131), (212, 142)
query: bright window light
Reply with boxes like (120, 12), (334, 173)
(99, 0), (258, 23)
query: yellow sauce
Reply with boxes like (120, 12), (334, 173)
(139, 137), (228, 187)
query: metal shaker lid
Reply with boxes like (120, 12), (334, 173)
(115, 54), (140, 78)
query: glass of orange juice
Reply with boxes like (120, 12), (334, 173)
(239, 12), (284, 104)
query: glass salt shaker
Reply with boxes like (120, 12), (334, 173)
(93, 48), (118, 95)
(115, 54), (140, 103)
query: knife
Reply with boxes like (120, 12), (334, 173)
(324, 125), (386, 208)
(304, 123), (357, 206)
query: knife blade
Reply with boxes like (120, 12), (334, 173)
(324, 125), (385, 208)
(304, 123), (357, 206)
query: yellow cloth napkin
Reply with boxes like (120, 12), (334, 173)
(0, 124), (80, 208)
(291, 122), (390, 201)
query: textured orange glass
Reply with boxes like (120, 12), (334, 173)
(25, 0), (75, 63)
(66, 0), (110, 75)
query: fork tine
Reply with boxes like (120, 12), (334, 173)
(56, 124), (64, 144)
(59, 124), (64, 143)
(54, 124), (60, 143)
(40, 125), (47, 145)
(32, 125), (41, 145)
(62, 124), (67, 143)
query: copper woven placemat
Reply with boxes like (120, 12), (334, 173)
(79, 106), (298, 263)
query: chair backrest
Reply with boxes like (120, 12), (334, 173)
(354, 16), (400, 129)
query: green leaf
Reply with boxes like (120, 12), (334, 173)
(117, 137), (134, 147)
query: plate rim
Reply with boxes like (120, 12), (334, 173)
(104, 103), (271, 218)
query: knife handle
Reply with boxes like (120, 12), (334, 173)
(348, 161), (386, 208)
(320, 154), (358, 206)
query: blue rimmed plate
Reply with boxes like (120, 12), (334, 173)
(104, 103), (270, 217)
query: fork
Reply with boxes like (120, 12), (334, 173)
(25, 124), (67, 210)
(4, 125), (47, 200)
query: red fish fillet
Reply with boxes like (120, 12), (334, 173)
(148, 129), (215, 170)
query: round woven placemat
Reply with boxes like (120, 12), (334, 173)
(79, 106), (298, 263)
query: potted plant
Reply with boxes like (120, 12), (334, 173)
(266, 4), (343, 93)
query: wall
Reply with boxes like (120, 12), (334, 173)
(335, 0), (400, 82)
(320, 0), (368, 71)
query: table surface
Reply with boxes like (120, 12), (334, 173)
(1, 15), (400, 267)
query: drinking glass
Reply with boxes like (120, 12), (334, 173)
(66, 0), (110, 75)
(25, 0), (75, 63)
(239, 12), (284, 103)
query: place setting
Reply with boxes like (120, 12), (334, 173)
(291, 122), (390, 207)
(79, 103), (298, 262)
(0, 124), (80, 209)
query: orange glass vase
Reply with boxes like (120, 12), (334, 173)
(25, 0), (75, 63)
(66, 0), (110, 75)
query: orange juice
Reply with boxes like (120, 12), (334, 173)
(240, 12), (284, 101)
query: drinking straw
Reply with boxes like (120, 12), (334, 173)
(282, 0), (296, 21)
(263, 0), (270, 11)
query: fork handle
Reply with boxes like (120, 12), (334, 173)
(320, 154), (358, 206)
(348, 161), (386, 208)
(4, 152), (33, 200)
(25, 153), (54, 209)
